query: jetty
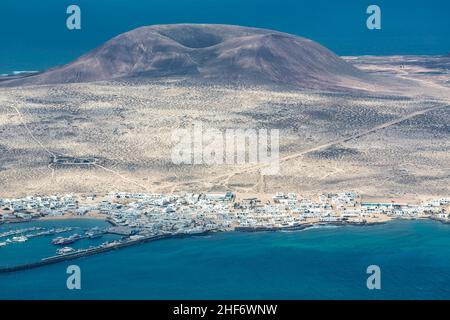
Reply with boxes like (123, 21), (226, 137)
(0, 231), (210, 273)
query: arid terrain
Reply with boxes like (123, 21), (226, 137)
(0, 54), (449, 200)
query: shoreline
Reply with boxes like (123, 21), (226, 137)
(3, 210), (449, 229)
(0, 214), (107, 225)
(1, 216), (448, 274)
(3, 213), (449, 229)
(38, 214), (107, 221)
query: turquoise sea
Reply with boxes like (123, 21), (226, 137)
(1, 219), (450, 299)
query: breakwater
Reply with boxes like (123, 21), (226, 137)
(0, 232), (210, 273)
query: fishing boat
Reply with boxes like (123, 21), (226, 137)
(11, 236), (28, 242)
(86, 228), (103, 239)
(51, 233), (81, 245)
(56, 247), (76, 255)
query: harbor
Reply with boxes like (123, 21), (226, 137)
(2, 218), (450, 299)
(0, 232), (190, 273)
(0, 191), (449, 273)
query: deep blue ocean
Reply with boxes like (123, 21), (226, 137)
(1, 0), (450, 300)
(1, 219), (450, 299)
(1, 0), (449, 74)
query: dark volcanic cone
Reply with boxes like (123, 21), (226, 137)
(2, 24), (369, 89)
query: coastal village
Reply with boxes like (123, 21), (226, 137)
(1, 191), (449, 233)
(0, 191), (449, 271)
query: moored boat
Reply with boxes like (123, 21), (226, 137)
(56, 246), (76, 255)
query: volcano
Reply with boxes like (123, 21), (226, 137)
(2, 24), (369, 89)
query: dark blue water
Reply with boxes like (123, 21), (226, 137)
(1, 0), (449, 74)
(1, 219), (450, 299)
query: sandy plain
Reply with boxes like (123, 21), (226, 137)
(0, 55), (449, 201)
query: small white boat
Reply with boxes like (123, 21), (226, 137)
(11, 236), (28, 242)
(57, 246), (76, 255)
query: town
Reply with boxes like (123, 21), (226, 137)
(1, 191), (449, 232)
(0, 191), (449, 272)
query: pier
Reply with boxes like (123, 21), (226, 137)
(0, 231), (210, 273)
